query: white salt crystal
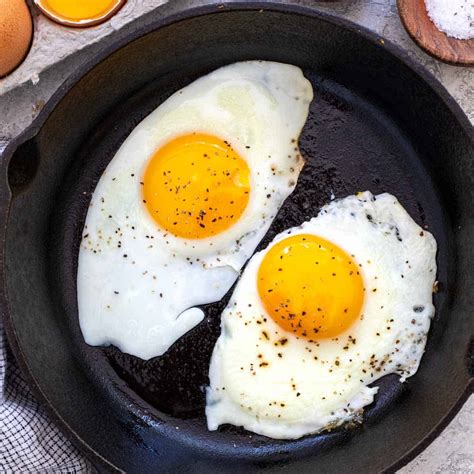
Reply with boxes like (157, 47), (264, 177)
(425, 0), (474, 39)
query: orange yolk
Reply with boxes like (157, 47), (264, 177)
(257, 234), (364, 340)
(143, 133), (251, 239)
(35, 0), (124, 25)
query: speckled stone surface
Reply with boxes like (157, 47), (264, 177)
(0, 0), (472, 472)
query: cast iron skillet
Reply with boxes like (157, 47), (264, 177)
(1, 2), (473, 472)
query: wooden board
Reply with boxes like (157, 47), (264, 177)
(397, 0), (474, 66)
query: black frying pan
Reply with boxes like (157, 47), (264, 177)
(1, 2), (473, 472)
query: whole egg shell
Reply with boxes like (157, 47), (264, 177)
(0, 0), (33, 77)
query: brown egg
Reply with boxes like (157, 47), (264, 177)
(0, 0), (33, 77)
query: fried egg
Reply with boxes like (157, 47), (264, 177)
(206, 192), (437, 439)
(78, 61), (313, 360)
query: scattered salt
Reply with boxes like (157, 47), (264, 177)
(425, 0), (474, 40)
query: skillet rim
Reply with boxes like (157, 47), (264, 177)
(0, 1), (473, 472)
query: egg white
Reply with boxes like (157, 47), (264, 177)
(78, 61), (313, 360)
(206, 192), (437, 439)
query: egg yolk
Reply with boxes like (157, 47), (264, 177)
(35, 0), (124, 25)
(257, 234), (364, 340)
(143, 133), (251, 239)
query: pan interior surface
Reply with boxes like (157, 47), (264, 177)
(3, 6), (472, 473)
